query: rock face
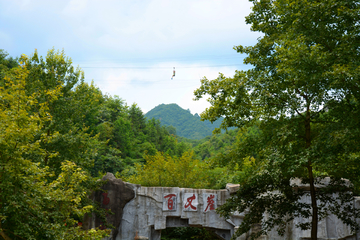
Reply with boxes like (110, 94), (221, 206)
(226, 183), (240, 194)
(84, 173), (135, 239)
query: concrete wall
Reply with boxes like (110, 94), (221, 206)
(96, 174), (360, 240)
(117, 184), (239, 240)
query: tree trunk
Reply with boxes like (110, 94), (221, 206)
(305, 110), (318, 240)
(308, 163), (318, 240)
(0, 222), (12, 240)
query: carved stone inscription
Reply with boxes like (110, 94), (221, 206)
(203, 193), (217, 213)
(163, 193), (177, 211)
(162, 193), (218, 212)
(183, 193), (198, 211)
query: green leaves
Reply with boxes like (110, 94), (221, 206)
(194, 0), (360, 239)
(194, 72), (252, 129)
(125, 151), (213, 189)
(0, 54), (110, 239)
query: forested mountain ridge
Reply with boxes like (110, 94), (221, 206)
(145, 103), (224, 139)
(0, 49), (194, 239)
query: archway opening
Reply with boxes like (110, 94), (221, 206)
(161, 227), (224, 240)
(157, 217), (230, 240)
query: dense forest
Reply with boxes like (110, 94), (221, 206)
(145, 103), (225, 139)
(193, 0), (360, 239)
(2, 45), (360, 239)
(1, 1), (360, 239)
(0, 49), (246, 240)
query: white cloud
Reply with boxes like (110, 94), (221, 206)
(57, 0), (257, 54)
(84, 61), (239, 114)
(1, 0), (259, 114)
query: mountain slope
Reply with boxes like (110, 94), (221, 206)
(145, 103), (223, 139)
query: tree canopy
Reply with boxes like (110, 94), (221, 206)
(3, 2), (360, 237)
(194, 0), (360, 239)
(145, 103), (225, 139)
(0, 58), (110, 239)
(0, 49), (198, 239)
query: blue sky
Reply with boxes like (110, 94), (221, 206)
(0, 0), (261, 114)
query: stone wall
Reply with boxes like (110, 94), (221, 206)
(245, 194), (360, 240)
(91, 173), (360, 240)
(118, 183), (241, 240)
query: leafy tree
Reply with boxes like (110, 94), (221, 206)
(125, 151), (213, 189)
(113, 116), (134, 158)
(128, 103), (146, 138)
(191, 129), (238, 161)
(124, 149), (225, 240)
(23, 49), (102, 174)
(142, 118), (189, 157)
(0, 64), (109, 239)
(73, 81), (105, 134)
(97, 95), (128, 124)
(194, 0), (360, 239)
(161, 227), (220, 240)
(0, 50), (18, 81)
(89, 95), (129, 175)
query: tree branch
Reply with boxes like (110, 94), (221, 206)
(310, 120), (336, 124)
(0, 222), (12, 240)
(273, 93), (305, 118)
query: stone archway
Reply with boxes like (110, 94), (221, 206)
(119, 183), (240, 240)
(86, 173), (360, 240)
(156, 216), (232, 240)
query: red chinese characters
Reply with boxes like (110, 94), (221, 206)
(183, 193), (198, 211)
(163, 193), (177, 211)
(102, 192), (110, 205)
(204, 194), (215, 212)
(162, 192), (217, 212)
(184, 194), (197, 210)
(203, 193), (217, 212)
(164, 194), (176, 210)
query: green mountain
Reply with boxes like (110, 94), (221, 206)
(145, 103), (224, 139)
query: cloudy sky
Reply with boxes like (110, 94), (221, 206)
(0, 0), (261, 114)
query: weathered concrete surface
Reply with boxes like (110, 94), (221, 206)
(91, 175), (360, 240)
(118, 184), (239, 240)
(286, 194), (356, 240)
(234, 179), (360, 240)
(251, 196), (360, 240)
(290, 177), (351, 191)
(226, 183), (240, 194)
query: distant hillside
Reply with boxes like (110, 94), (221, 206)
(145, 103), (224, 139)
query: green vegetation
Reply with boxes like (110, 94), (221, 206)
(1, 48), (228, 240)
(125, 151), (211, 188)
(161, 227), (221, 240)
(194, 0), (360, 239)
(1, 1), (359, 238)
(0, 49), (194, 240)
(0, 48), (245, 240)
(0, 50), (110, 240)
(145, 103), (225, 139)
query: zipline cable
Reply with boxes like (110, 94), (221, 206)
(80, 64), (241, 69)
